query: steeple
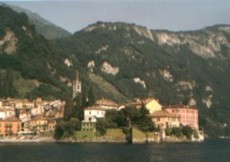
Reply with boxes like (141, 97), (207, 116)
(72, 71), (82, 99)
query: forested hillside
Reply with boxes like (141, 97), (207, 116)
(1, 5), (230, 136)
(55, 22), (230, 136)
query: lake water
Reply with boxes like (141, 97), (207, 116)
(0, 139), (229, 162)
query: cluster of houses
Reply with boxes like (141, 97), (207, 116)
(0, 71), (201, 140)
(0, 98), (64, 138)
(73, 71), (200, 136)
(81, 98), (199, 133)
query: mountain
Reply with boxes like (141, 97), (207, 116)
(1, 5), (230, 137)
(55, 22), (230, 136)
(7, 4), (71, 40)
(0, 5), (73, 100)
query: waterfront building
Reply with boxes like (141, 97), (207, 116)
(130, 98), (162, 114)
(81, 106), (106, 132)
(0, 108), (15, 120)
(164, 105), (199, 129)
(151, 110), (180, 129)
(0, 117), (21, 137)
(29, 116), (56, 133)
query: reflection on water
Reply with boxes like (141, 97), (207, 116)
(0, 139), (230, 162)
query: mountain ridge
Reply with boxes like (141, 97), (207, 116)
(81, 21), (230, 59)
(1, 5), (230, 136)
(6, 3), (71, 40)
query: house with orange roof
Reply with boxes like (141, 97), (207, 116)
(29, 115), (56, 133)
(129, 98), (162, 114)
(9, 99), (35, 109)
(151, 110), (180, 129)
(95, 98), (119, 110)
(0, 117), (21, 137)
(54, 108), (64, 119)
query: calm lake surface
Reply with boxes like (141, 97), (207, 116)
(0, 139), (229, 162)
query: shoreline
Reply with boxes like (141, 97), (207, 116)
(0, 137), (204, 144)
(0, 137), (55, 143)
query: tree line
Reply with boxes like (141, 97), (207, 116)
(0, 69), (17, 98)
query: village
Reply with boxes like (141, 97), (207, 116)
(0, 72), (204, 142)
(0, 98), (64, 140)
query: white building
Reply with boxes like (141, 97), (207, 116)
(81, 106), (106, 132)
(0, 109), (15, 120)
(0, 110), (6, 119)
(19, 112), (31, 122)
(31, 107), (44, 116)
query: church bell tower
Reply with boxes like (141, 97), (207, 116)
(72, 71), (82, 99)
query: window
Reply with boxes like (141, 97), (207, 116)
(157, 118), (160, 122)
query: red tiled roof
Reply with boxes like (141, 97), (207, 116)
(1, 116), (21, 122)
(84, 106), (106, 111)
(128, 98), (160, 106)
(95, 98), (119, 107)
(151, 110), (180, 118)
(31, 115), (47, 121)
(0, 108), (14, 112)
(163, 105), (197, 110)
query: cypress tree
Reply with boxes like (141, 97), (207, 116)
(87, 87), (95, 106)
(0, 71), (3, 98)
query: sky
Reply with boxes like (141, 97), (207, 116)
(3, 0), (230, 33)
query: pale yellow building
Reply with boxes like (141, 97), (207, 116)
(130, 98), (162, 114)
(144, 98), (162, 114)
(151, 110), (180, 129)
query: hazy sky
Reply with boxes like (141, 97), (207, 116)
(3, 0), (230, 33)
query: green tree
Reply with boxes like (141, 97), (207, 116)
(139, 102), (149, 117)
(182, 125), (193, 139)
(87, 87), (95, 106)
(105, 110), (119, 128)
(54, 121), (66, 140)
(139, 116), (155, 132)
(3, 69), (15, 98)
(63, 99), (74, 120)
(137, 103), (155, 132)
(165, 127), (172, 136)
(72, 94), (84, 120)
(193, 129), (199, 139)
(171, 127), (183, 137)
(54, 120), (76, 140)
(69, 117), (81, 131)
(96, 118), (107, 136)
(81, 92), (88, 109)
(0, 71), (4, 98)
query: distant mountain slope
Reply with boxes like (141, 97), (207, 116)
(55, 22), (230, 137)
(0, 5), (73, 100)
(8, 4), (71, 40)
